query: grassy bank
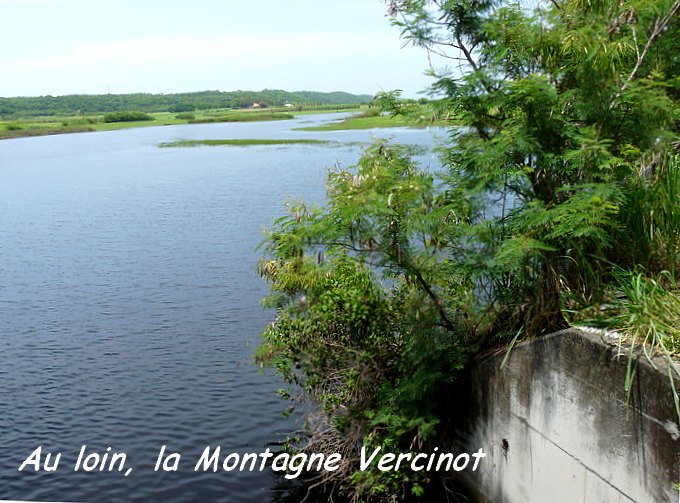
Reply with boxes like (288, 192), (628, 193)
(0, 104), (452, 139)
(187, 111), (294, 123)
(0, 105), (362, 140)
(295, 106), (451, 131)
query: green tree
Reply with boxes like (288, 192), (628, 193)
(259, 143), (474, 500)
(388, 0), (680, 332)
(259, 0), (680, 500)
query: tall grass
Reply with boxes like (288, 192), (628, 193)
(608, 270), (680, 418)
(617, 157), (680, 276)
(569, 156), (680, 419)
(563, 156), (680, 419)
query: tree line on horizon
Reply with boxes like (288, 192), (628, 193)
(0, 89), (373, 118)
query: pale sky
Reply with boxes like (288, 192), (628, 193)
(0, 0), (437, 98)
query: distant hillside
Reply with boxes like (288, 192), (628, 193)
(0, 89), (373, 117)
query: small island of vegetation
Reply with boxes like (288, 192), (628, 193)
(159, 138), (339, 148)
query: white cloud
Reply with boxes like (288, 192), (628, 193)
(0, 0), (436, 96)
(9, 31), (397, 70)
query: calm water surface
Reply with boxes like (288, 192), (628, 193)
(0, 114), (442, 502)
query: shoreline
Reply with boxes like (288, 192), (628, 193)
(0, 107), (449, 141)
(0, 111), (298, 141)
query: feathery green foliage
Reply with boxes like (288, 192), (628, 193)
(259, 0), (680, 500)
(258, 143), (475, 499)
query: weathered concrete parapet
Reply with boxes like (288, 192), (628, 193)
(458, 328), (680, 503)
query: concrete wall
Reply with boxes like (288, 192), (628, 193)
(457, 328), (680, 503)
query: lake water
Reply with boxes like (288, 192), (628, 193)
(0, 114), (443, 502)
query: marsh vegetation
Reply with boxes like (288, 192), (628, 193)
(159, 138), (340, 148)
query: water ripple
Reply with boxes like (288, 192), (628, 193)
(0, 117), (440, 502)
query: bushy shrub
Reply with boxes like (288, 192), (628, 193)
(103, 111), (153, 123)
(258, 143), (473, 500)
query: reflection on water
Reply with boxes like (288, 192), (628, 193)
(0, 115), (441, 502)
